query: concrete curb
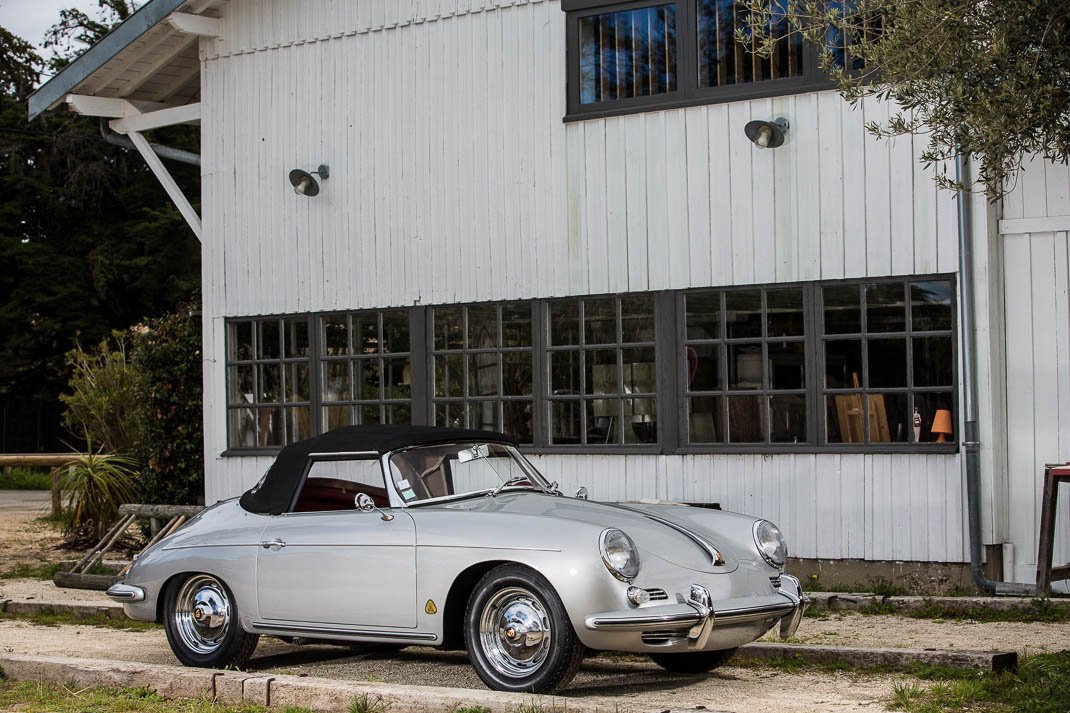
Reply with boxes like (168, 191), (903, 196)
(0, 599), (126, 620)
(737, 642), (1017, 672)
(0, 653), (611, 712)
(808, 591), (1070, 614)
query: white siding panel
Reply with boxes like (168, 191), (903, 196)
(517, 452), (964, 561)
(816, 93), (844, 279)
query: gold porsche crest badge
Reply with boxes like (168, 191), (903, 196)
(424, 599), (438, 615)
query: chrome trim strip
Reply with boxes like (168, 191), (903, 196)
(585, 610), (704, 630)
(307, 451), (381, 458)
(251, 622), (438, 642)
(105, 583), (145, 602)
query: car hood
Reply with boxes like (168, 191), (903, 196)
(441, 492), (760, 573)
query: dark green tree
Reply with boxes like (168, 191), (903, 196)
(741, 0), (1070, 197)
(0, 6), (200, 449)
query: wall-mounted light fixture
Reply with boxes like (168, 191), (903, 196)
(744, 118), (789, 149)
(288, 164), (329, 196)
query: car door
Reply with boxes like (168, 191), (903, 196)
(256, 454), (417, 629)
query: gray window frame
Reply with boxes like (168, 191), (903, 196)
(223, 276), (957, 457)
(427, 302), (538, 446)
(224, 315), (314, 450)
(563, 0), (832, 121)
(319, 309), (416, 433)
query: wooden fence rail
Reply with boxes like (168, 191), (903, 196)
(0, 453), (84, 516)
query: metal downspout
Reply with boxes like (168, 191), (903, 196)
(956, 151), (1034, 596)
(99, 120), (200, 166)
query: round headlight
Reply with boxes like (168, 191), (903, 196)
(600, 528), (640, 581)
(753, 520), (787, 568)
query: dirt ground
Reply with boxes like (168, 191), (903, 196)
(0, 491), (79, 570)
(1, 490), (1067, 712)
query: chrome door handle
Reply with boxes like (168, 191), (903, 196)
(260, 538), (286, 550)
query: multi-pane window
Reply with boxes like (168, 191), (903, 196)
(320, 310), (413, 430)
(226, 317), (312, 447)
(684, 287), (807, 445)
(822, 279), (955, 444)
(225, 276), (956, 453)
(566, 0), (824, 118)
(547, 295), (658, 446)
(431, 303), (535, 445)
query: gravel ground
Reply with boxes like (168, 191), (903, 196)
(1, 490), (1065, 711)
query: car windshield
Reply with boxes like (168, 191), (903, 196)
(387, 442), (551, 504)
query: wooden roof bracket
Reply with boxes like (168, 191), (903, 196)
(66, 94), (203, 242)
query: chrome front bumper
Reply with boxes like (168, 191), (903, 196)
(105, 582), (146, 602)
(584, 574), (810, 647)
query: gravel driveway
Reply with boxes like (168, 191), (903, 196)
(1, 490), (1062, 712)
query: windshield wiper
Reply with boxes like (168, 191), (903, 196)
(486, 476), (531, 498)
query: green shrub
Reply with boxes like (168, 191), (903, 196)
(59, 449), (138, 538)
(0, 467), (52, 490)
(132, 298), (204, 505)
(59, 333), (141, 456)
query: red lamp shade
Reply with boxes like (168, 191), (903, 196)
(931, 409), (953, 443)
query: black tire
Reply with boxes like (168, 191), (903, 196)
(464, 564), (585, 693)
(163, 573), (260, 668)
(650, 647), (738, 674)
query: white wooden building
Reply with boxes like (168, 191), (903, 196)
(29, 0), (1070, 591)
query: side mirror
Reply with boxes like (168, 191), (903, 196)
(355, 492), (394, 521)
(575, 486), (589, 500)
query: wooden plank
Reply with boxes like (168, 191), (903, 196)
(644, 111), (670, 290)
(605, 117), (629, 294)
(565, 122), (588, 295)
(751, 97), (775, 284)
(664, 109), (690, 289)
(684, 107), (711, 288)
(863, 99), (891, 276)
(794, 94), (820, 281)
(707, 104), (733, 286)
(816, 92), (844, 280)
(1003, 234), (1038, 571)
(727, 101), (754, 284)
(624, 114), (649, 292)
(585, 120), (610, 294)
(1000, 216), (1070, 235)
(772, 95), (796, 283)
(889, 129), (915, 276)
(841, 99), (867, 278)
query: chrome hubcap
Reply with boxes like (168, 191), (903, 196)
(174, 575), (231, 654)
(479, 586), (551, 678)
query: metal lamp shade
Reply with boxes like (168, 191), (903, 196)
(289, 169), (320, 197)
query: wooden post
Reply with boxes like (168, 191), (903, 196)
(50, 467), (61, 517)
(1036, 463), (1070, 595)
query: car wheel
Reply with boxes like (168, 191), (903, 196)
(164, 573), (259, 668)
(464, 564), (585, 693)
(649, 647), (738, 673)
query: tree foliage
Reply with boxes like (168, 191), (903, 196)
(741, 0), (1070, 197)
(0, 5), (200, 445)
(132, 298), (203, 505)
(59, 332), (141, 456)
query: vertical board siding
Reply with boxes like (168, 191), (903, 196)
(1003, 230), (1070, 584)
(201, 0), (974, 564)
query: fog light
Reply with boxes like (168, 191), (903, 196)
(626, 586), (650, 606)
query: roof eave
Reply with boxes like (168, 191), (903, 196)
(27, 0), (188, 121)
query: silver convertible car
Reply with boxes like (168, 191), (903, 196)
(108, 426), (808, 693)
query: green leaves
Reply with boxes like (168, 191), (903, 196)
(59, 447), (139, 538)
(740, 0), (1070, 198)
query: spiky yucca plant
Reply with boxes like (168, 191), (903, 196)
(60, 448), (139, 539)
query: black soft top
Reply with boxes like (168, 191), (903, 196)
(239, 425), (517, 515)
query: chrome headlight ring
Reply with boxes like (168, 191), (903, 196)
(599, 528), (640, 582)
(753, 519), (788, 569)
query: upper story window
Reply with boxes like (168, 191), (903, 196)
(565, 0), (826, 120)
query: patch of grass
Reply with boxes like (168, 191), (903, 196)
(278, 707), (315, 713)
(449, 707), (491, 713)
(0, 609), (159, 631)
(0, 680), (268, 713)
(350, 692), (389, 713)
(868, 576), (908, 597)
(0, 467), (53, 490)
(857, 597), (1070, 623)
(888, 651), (1070, 713)
(0, 561), (63, 580)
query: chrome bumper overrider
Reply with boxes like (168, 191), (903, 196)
(584, 574), (810, 646)
(105, 583), (146, 602)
